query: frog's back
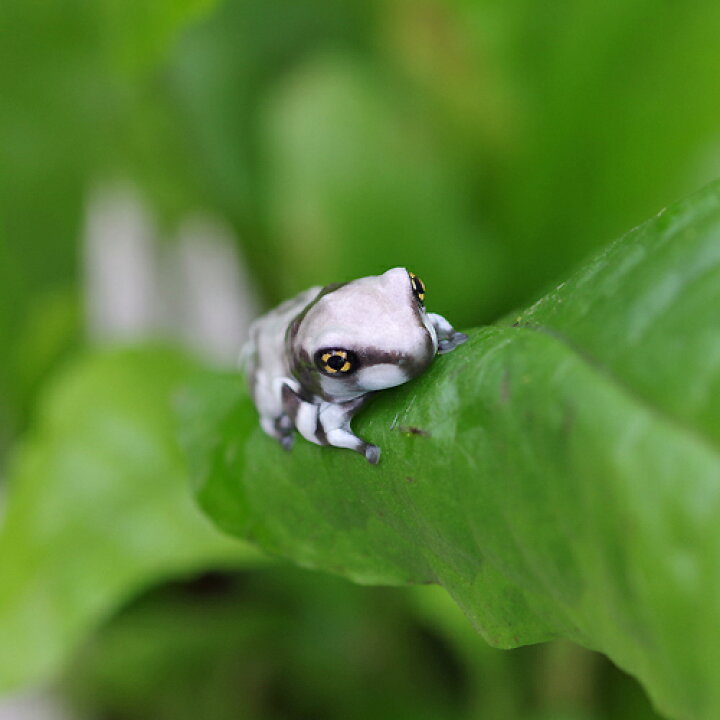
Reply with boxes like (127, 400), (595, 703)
(242, 286), (321, 418)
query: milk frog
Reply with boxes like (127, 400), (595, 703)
(242, 267), (467, 464)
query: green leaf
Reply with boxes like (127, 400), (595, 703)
(0, 348), (261, 693)
(182, 180), (720, 720)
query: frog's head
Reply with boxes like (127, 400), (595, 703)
(287, 267), (438, 402)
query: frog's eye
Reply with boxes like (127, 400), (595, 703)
(316, 348), (358, 376)
(408, 271), (425, 305)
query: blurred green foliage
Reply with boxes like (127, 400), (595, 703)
(0, 349), (259, 692)
(66, 569), (663, 720)
(2, 0), (720, 718)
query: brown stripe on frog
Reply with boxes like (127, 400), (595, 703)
(285, 282), (348, 399)
(354, 334), (435, 378)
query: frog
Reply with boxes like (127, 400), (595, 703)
(241, 267), (467, 464)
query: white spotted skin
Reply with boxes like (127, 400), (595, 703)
(240, 267), (467, 463)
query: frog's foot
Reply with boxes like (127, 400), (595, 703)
(363, 444), (381, 465)
(274, 413), (294, 435)
(438, 332), (468, 354)
(324, 428), (380, 464)
(427, 312), (468, 354)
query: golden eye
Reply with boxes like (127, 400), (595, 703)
(316, 349), (357, 375)
(408, 271), (426, 305)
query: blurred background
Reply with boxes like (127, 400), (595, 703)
(2, 0), (720, 717)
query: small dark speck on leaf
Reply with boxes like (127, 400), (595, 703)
(405, 476), (416, 483)
(396, 425), (431, 437)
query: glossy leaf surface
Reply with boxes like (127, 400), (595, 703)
(183, 182), (720, 720)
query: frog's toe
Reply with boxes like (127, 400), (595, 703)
(279, 434), (295, 451)
(438, 332), (468, 354)
(364, 444), (381, 464)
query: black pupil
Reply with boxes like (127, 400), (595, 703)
(327, 355), (346, 370)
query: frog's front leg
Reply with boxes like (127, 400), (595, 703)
(281, 384), (380, 464)
(319, 397), (380, 464)
(427, 312), (468, 354)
